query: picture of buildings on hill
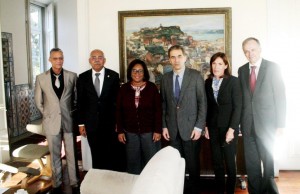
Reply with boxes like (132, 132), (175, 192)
(124, 15), (226, 85)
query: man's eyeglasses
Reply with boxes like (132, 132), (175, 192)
(132, 69), (144, 74)
(91, 56), (104, 61)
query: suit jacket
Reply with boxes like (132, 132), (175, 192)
(238, 59), (286, 138)
(161, 68), (207, 141)
(205, 76), (242, 131)
(77, 68), (120, 135)
(35, 69), (77, 135)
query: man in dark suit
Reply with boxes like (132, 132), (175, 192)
(238, 37), (286, 194)
(77, 49), (121, 170)
(161, 45), (207, 193)
(35, 48), (79, 193)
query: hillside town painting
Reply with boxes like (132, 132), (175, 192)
(119, 8), (232, 86)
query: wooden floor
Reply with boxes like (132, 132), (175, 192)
(1, 168), (299, 194)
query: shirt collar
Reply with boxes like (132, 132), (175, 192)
(92, 67), (105, 75)
(173, 66), (185, 77)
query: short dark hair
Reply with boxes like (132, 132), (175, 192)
(127, 59), (150, 82)
(242, 37), (260, 48)
(168, 45), (186, 58)
(50, 48), (63, 55)
(209, 52), (231, 78)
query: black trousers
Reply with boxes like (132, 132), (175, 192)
(209, 127), (237, 194)
(244, 126), (279, 194)
(170, 134), (201, 193)
(87, 130), (126, 171)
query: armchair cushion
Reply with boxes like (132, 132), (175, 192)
(80, 170), (138, 194)
(80, 146), (185, 194)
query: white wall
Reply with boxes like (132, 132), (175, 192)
(55, 0), (79, 73)
(0, 0), (28, 85)
(76, 0), (268, 76)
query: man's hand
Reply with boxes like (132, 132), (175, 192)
(162, 128), (170, 141)
(225, 128), (235, 143)
(79, 126), (86, 137)
(191, 129), (201, 140)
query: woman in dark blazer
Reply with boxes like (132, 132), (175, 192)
(204, 52), (242, 194)
(116, 59), (162, 174)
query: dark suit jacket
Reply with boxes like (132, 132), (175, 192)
(205, 76), (242, 132)
(161, 68), (207, 141)
(77, 68), (120, 136)
(238, 59), (286, 138)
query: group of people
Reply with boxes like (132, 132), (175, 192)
(34, 37), (286, 194)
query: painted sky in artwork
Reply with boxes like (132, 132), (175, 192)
(125, 14), (224, 32)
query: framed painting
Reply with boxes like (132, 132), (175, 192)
(118, 8), (232, 84)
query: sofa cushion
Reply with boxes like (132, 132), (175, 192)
(80, 169), (138, 194)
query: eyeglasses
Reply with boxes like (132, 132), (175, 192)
(91, 56), (104, 61)
(132, 69), (144, 74)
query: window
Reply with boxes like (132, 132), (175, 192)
(30, 4), (44, 83)
(27, 1), (55, 85)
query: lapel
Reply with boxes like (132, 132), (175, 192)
(206, 78), (217, 104)
(100, 68), (111, 98)
(217, 77), (230, 102)
(61, 70), (69, 99)
(166, 72), (176, 104)
(242, 63), (251, 95)
(45, 70), (59, 100)
(253, 60), (266, 95)
(87, 69), (98, 97)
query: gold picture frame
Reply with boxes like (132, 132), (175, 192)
(118, 7), (232, 84)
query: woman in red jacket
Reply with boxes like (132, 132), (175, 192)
(116, 59), (162, 174)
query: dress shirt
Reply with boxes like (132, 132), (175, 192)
(173, 66), (185, 94)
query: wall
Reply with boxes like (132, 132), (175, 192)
(0, 0), (28, 85)
(77, 0), (268, 76)
(54, 0), (79, 73)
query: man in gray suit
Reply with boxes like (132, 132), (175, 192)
(161, 45), (207, 193)
(238, 37), (286, 194)
(35, 48), (79, 193)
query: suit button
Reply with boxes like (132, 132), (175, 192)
(177, 106), (180, 109)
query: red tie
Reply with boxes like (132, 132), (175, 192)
(250, 66), (256, 93)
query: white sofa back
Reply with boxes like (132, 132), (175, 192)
(80, 146), (185, 194)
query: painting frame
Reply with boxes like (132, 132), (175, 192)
(118, 7), (232, 83)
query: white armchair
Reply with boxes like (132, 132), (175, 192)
(80, 146), (186, 194)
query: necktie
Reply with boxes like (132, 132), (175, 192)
(54, 74), (60, 88)
(250, 66), (256, 93)
(95, 73), (100, 97)
(175, 75), (180, 102)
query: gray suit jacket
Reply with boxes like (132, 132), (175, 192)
(161, 68), (207, 141)
(35, 69), (77, 135)
(238, 59), (286, 138)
